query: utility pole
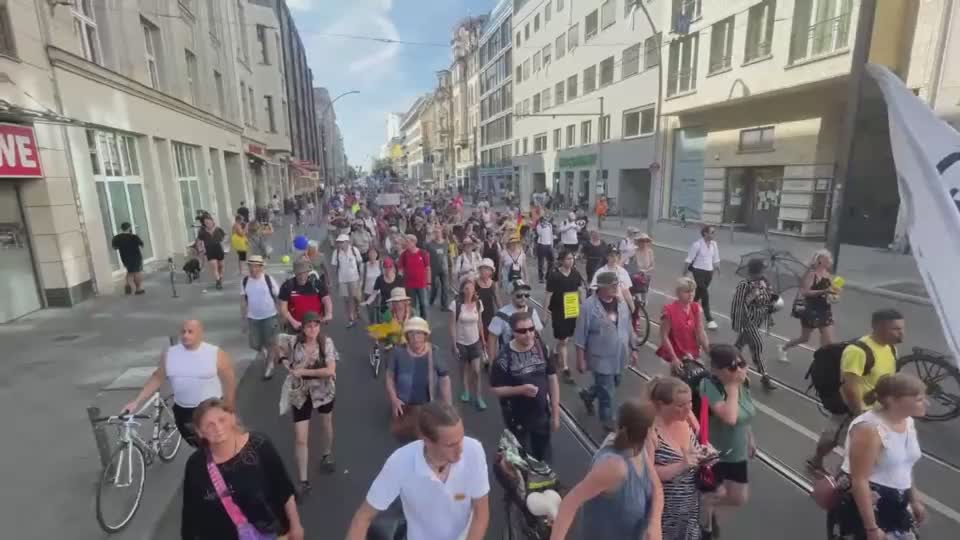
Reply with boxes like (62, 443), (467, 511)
(632, 2), (663, 236)
(825, 0), (877, 269)
(597, 97), (605, 208)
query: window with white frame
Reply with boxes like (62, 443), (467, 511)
(567, 74), (578, 99)
(622, 43), (641, 78)
(142, 18), (162, 88)
(790, 0), (851, 63)
(185, 49), (199, 104)
(566, 124), (576, 147)
(667, 32), (699, 97)
(206, 0), (221, 41)
(600, 114), (611, 140)
(542, 44), (552, 66)
(265, 95), (276, 132)
(72, 0), (101, 65)
(214, 70), (226, 115)
(581, 120), (592, 145)
(557, 0), (564, 10)
(525, 23), (530, 40)
(535, 13), (540, 32)
(553, 128), (561, 149)
(533, 51), (541, 73)
(672, 0), (702, 30)
(0, 2), (17, 58)
(556, 34), (566, 59)
(745, 0), (776, 62)
(709, 17), (734, 73)
(523, 98), (530, 115)
(568, 24), (579, 51)
(583, 65), (597, 94)
(522, 137), (528, 154)
(545, 1), (552, 22)
(623, 106), (655, 138)
(173, 142), (206, 241)
(599, 56), (614, 86)
(256, 24), (269, 64)
(739, 126), (775, 152)
(86, 130), (154, 267)
(542, 87), (551, 109)
(644, 33), (661, 69)
(533, 93), (541, 113)
(555, 81), (565, 105)
(516, 65), (522, 82)
(523, 58), (531, 79)
(601, 0), (616, 29)
(585, 10), (599, 41)
(534, 133), (547, 153)
(282, 100), (289, 135)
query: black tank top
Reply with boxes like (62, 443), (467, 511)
(477, 282), (497, 326)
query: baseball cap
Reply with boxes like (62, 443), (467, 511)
(383, 256), (395, 268)
(336, 234), (350, 242)
(302, 311), (322, 324)
(512, 280), (532, 292)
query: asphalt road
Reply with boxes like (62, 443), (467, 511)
(152, 219), (957, 539)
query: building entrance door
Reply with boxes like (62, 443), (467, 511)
(724, 166), (783, 233)
(0, 183), (42, 322)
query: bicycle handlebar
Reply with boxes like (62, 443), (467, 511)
(93, 413), (151, 423)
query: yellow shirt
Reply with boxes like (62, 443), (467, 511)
(840, 335), (897, 400)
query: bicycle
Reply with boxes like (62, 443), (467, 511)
(93, 392), (183, 533)
(493, 430), (563, 540)
(630, 273), (652, 348)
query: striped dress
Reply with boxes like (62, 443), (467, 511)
(654, 428), (702, 540)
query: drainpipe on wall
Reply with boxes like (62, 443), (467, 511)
(34, 0), (99, 297)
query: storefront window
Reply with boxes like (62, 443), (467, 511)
(669, 127), (706, 221)
(174, 142), (204, 241)
(0, 184), (42, 322)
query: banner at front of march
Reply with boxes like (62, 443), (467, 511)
(868, 64), (960, 367)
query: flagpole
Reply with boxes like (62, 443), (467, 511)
(825, 0), (877, 270)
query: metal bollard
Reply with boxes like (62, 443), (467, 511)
(87, 406), (112, 469)
(168, 257), (178, 298)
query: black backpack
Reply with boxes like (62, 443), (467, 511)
(242, 274), (277, 301)
(805, 340), (895, 414)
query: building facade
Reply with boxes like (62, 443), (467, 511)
(450, 17), (487, 192)
(477, 0), (515, 197)
(401, 95), (431, 183)
(313, 87), (348, 186)
(275, 0), (320, 168)
(512, 0), (660, 213)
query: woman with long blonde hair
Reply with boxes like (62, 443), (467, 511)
(779, 249), (838, 362)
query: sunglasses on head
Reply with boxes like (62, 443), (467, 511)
(514, 293), (531, 298)
(513, 326), (536, 334)
(723, 360), (748, 371)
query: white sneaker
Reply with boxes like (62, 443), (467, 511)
(706, 320), (719, 330)
(777, 345), (790, 363)
(263, 361), (275, 380)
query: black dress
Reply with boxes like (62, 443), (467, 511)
(546, 268), (583, 340)
(197, 227), (226, 261)
(801, 275), (834, 329)
(181, 432), (295, 540)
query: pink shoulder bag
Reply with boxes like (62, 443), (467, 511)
(205, 453), (276, 540)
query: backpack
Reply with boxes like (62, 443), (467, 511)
(242, 274), (277, 302)
(336, 247), (362, 276)
(805, 340), (896, 414)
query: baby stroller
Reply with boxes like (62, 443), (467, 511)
(182, 247), (202, 283)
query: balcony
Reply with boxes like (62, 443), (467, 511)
(789, 13), (851, 65)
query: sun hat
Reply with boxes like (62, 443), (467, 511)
(479, 257), (496, 270)
(387, 288), (411, 303)
(596, 271), (619, 287)
(293, 260), (313, 274)
(247, 255), (265, 265)
(336, 234), (350, 242)
(403, 317), (430, 335)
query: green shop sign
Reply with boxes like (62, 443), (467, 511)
(557, 154), (597, 168)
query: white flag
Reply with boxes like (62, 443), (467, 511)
(866, 64), (960, 367)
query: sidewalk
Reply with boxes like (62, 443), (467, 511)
(475, 205), (927, 304)
(0, 219), (313, 540)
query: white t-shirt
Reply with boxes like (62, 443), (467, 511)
(363, 260), (382, 295)
(536, 223), (554, 245)
(559, 221), (579, 245)
(589, 264), (632, 294)
(270, 198), (281, 212)
(455, 252), (482, 278)
(685, 238), (720, 272)
(488, 303), (543, 343)
(450, 299), (483, 345)
(331, 246), (362, 284)
(366, 437), (490, 540)
(241, 274), (280, 320)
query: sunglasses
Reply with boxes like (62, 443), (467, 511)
(723, 360), (748, 371)
(513, 327), (536, 334)
(514, 293), (531, 299)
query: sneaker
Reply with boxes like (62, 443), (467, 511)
(134, 289), (146, 295)
(706, 320), (719, 330)
(320, 454), (336, 474)
(346, 320), (356, 328)
(475, 396), (488, 411)
(777, 344), (790, 363)
(563, 369), (575, 385)
(761, 375), (777, 392)
(460, 391), (471, 403)
(263, 361), (275, 380)
(578, 388), (595, 416)
(215, 279), (223, 290)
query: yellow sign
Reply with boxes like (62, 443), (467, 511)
(563, 292), (580, 319)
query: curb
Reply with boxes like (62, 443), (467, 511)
(595, 229), (933, 306)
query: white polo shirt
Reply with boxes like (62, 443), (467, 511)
(367, 437), (490, 540)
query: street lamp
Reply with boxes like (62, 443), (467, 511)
(320, 90), (359, 188)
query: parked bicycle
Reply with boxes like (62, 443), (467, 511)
(93, 392), (182, 533)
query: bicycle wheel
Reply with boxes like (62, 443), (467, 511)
(96, 442), (146, 533)
(633, 303), (650, 347)
(156, 403), (183, 462)
(897, 353), (960, 421)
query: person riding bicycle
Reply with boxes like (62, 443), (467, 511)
(122, 320), (237, 447)
(367, 288), (414, 349)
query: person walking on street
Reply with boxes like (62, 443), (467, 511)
(619, 226), (640, 266)
(834, 373), (926, 540)
(730, 258), (779, 391)
(196, 215), (227, 289)
(700, 344), (757, 540)
(236, 201), (250, 224)
(487, 280), (544, 360)
(807, 309), (904, 474)
(656, 277), (711, 374)
(350, 221), (373, 260)
(535, 216), (555, 283)
(576, 272), (640, 432)
(385, 318), (453, 442)
(684, 226), (720, 330)
(481, 230), (502, 283)
(245, 221), (271, 260)
(544, 249), (583, 384)
(490, 311), (560, 462)
(240, 255), (281, 379)
(425, 227), (451, 310)
(550, 399), (663, 540)
(476, 259), (501, 361)
(779, 249), (839, 362)
(450, 276), (487, 410)
(454, 237), (483, 281)
(500, 234), (528, 292)
(397, 234), (432, 319)
(231, 215), (249, 276)
(270, 194), (282, 224)
(361, 247), (384, 323)
(582, 229), (610, 285)
(332, 234), (363, 328)
(180, 399), (304, 540)
(278, 260), (333, 332)
(345, 402), (490, 540)
(123, 320), (237, 447)
(111, 222), (145, 295)
(559, 212), (580, 255)
(276, 311), (338, 495)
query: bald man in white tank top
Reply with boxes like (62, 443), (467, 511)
(124, 320), (236, 446)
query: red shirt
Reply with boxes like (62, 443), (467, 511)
(656, 301), (702, 361)
(398, 248), (430, 289)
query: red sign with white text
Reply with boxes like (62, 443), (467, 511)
(0, 123), (43, 178)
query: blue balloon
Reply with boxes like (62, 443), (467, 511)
(294, 235), (309, 250)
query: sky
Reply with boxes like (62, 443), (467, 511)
(287, 0), (497, 171)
